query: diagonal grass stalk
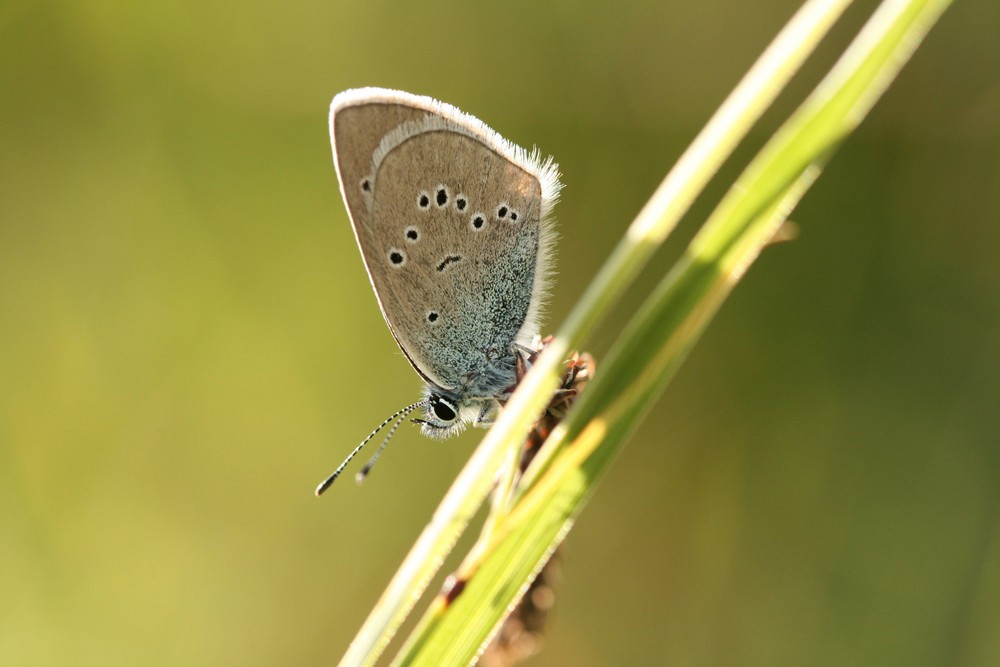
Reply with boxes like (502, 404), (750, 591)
(336, 0), (867, 664)
(388, 0), (953, 664)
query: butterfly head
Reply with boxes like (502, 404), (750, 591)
(414, 390), (500, 439)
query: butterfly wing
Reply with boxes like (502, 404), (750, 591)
(329, 88), (561, 392)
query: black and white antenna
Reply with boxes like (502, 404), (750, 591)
(314, 401), (424, 496)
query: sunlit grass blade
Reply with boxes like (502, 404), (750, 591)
(391, 0), (952, 663)
(335, 2), (852, 665)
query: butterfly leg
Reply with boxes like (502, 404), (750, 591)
(474, 401), (496, 427)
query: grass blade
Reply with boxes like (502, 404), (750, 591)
(391, 0), (952, 663)
(336, 2), (853, 664)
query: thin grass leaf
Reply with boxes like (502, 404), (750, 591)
(336, 2), (852, 665)
(391, 0), (952, 663)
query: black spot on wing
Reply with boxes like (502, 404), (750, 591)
(436, 255), (462, 272)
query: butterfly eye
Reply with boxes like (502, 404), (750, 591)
(431, 396), (457, 422)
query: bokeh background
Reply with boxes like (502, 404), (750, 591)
(2, 0), (997, 665)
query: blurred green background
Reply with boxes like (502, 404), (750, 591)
(1, 0), (997, 665)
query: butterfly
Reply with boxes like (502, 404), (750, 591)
(317, 88), (560, 493)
